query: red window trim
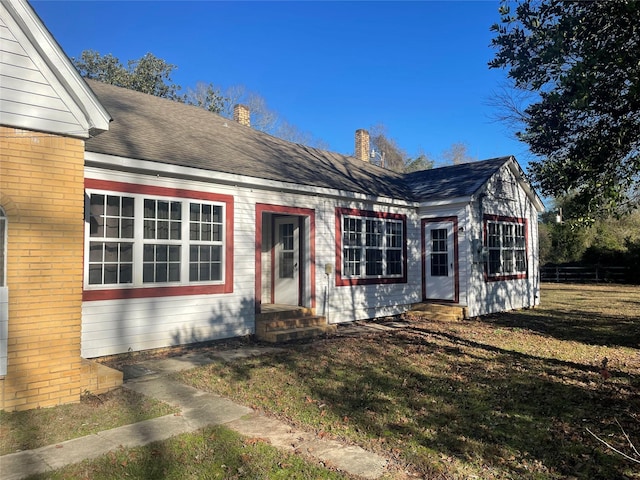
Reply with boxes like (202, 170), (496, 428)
(83, 178), (234, 301)
(335, 207), (408, 286)
(483, 214), (528, 282)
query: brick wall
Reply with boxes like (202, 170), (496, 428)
(0, 126), (85, 411)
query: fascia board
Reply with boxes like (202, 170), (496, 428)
(2, 0), (111, 137)
(418, 196), (471, 208)
(505, 158), (545, 212)
(84, 151), (419, 208)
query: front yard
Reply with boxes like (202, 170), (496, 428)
(178, 283), (639, 479)
(2, 283), (638, 479)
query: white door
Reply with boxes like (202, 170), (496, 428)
(425, 221), (455, 301)
(274, 216), (300, 305)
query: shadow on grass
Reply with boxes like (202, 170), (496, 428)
(482, 309), (640, 349)
(203, 327), (639, 479)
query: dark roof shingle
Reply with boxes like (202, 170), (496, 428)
(86, 79), (515, 204)
(85, 79), (409, 199)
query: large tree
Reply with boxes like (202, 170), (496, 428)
(73, 50), (183, 100)
(489, 0), (640, 220)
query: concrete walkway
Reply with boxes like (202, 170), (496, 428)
(1, 338), (396, 480)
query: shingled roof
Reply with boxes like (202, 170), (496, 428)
(85, 79), (409, 200)
(85, 79), (521, 205)
(404, 157), (512, 201)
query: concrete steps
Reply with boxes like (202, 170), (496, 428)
(256, 307), (336, 343)
(409, 303), (467, 322)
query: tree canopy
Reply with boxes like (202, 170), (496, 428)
(73, 50), (184, 100)
(489, 0), (640, 221)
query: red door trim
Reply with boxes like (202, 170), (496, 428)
(421, 216), (459, 303)
(255, 204), (315, 313)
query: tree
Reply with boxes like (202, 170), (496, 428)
(73, 50), (182, 100)
(182, 82), (227, 114)
(404, 151), (435, 173)
(489, 1), (640, 221)
(369, 124), (410, 173)
(441, 142), (476, 165)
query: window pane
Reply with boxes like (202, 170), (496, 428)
(387, 250), (402, 275)
(89, 243), (103, 262)
(365, 249), (383, 276)
(121, 218), (134, 238)
(121, 197), (134, 218)
(104, 242), (119, 262)
(144, 219), (155, 239)
(104, 264), (118, 284)
(106, 195), (120, 216)
(488, 250), (501, 275)
(88, 265), (102, 284)
(431, 253), (448, 276)
(120, 264), (133, 284)
(90, 194), (104, 217)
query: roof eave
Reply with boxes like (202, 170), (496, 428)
(4, 0), (111, 137)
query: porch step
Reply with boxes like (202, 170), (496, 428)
(261, 324), (338, 343)
(256, 307), (336, 343)
(409, 303), (467, 322)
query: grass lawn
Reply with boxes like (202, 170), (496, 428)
(25, 425), (353, 480)
(177, 283), (640, 479)
(0, 388), (178, 455)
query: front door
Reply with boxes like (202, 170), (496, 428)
(274, 216), (300, 305)
(425, 221), (456, 301)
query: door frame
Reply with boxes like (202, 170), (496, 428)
(421, 216), (459, 303)
(255, 204), (316, 314)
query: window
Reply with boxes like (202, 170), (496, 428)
(336, 208), (407, 285)
(189, 203), (224, 282)
(430, 228), (448, 277)
(88, 194), (134, 285)
(84, 180), (233, 300)
(485, 216), (527, 280)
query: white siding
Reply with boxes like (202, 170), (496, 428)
(0, 8), (100, 136)
(464, 165), (541, 317)
(82, 166), (423, 356)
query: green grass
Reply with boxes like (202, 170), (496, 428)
(177, 283), (640, 479)
(25, 425), (352, 480)
(0, 388), (178, 455)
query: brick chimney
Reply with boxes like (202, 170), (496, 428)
(355, 129), (370, 162)
(233, 104), (250, 127)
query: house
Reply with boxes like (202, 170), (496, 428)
(0, 0), (543, 411)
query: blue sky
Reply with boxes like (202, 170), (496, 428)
(32, 0), (532, 168)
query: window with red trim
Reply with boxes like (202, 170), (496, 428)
(84, 180), (233, 299)
(336, 208), (407, 285)
(485, 216), (527, 280)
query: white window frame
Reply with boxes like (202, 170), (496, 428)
(85, 189), (226, 290)
(486, 218), (527, 279)
(342, 215), (404, 280)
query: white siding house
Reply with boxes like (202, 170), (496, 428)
(2, 0), (544, 362)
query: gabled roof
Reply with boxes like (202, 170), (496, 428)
(404, 157), (511, 201)
(85, 79), (408, 200)
(84, 79), (543, 210)
(0, 0), (110, 137)
(405, 157), (544, 210)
